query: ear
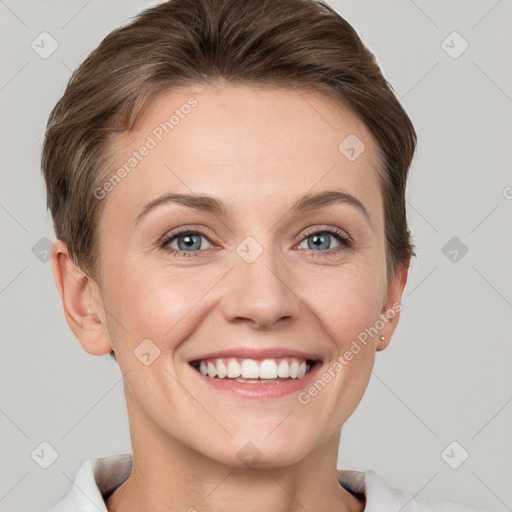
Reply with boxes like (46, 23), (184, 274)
(51, 239), (113, 356)
(376, 256), (410, 352)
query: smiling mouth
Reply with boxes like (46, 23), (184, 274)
(189, 356), (317, 383)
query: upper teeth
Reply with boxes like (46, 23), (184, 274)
(195, 357), (311, 379)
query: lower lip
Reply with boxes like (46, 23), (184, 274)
(189, 362), (322, 399)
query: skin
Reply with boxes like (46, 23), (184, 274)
(52, 83), (409, 512)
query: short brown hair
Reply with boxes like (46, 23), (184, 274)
(42, 0), (416, 282)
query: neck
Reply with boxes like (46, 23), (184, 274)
(106, 390), (364, 512)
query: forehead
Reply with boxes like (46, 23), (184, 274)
(102, 84), (383, 225)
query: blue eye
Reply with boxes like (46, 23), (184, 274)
(160, 227), (351, 258)
(297, 228), (351, 253)
(161, 230), (213, 257)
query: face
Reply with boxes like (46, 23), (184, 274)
(81, 84), (406, 467)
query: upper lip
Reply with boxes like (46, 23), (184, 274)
(188, 347), (322, 363)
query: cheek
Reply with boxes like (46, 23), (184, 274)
(104, 262), (225, 351)
(304, 270), (382, 421)
(295, 278), (380, 437)
(303, 265), (384, 349)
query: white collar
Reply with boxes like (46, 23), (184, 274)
(48, 453), (482, 512)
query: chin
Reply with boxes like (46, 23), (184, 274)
(198, 431), (316, 469)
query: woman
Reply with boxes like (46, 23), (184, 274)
(43, 0), (484, 510)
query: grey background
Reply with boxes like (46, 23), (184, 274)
(1, 0), (511, 511)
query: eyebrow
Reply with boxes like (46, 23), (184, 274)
(134, 189), (371, 226)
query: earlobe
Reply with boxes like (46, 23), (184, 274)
(51, 240), (113, 356)
(376, 257), (411, 352)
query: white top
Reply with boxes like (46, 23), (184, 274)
(47, 453), (485, 512)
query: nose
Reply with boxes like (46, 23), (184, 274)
(220, 246), (301, 330)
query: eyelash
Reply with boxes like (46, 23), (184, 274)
(159, 226), (352, 258)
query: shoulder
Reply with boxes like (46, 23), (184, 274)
(337, 468), (487, 512)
